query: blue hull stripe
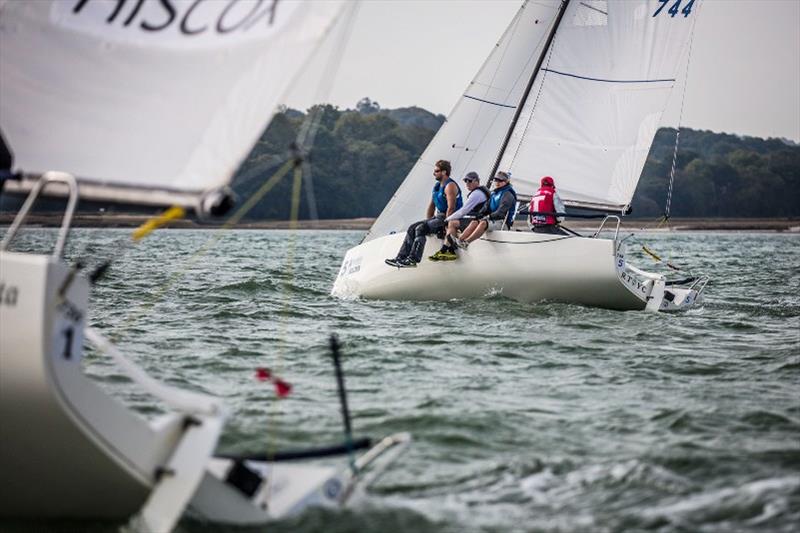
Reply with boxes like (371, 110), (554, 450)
(542, 68), (675, 84)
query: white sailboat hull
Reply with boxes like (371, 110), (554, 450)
(332, 231), (703, 312)
(0, 249), (410, 529)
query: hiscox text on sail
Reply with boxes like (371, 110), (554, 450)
(72, 0), (284, 36)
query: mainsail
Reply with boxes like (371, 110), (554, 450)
(0, 0), (344, 208)
(499, 0), (700, 211)
(366, 0), (700, 240)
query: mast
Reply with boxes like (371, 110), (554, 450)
(488, 0), (570, 183)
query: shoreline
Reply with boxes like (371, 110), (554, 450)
(1, 214), (798, 232)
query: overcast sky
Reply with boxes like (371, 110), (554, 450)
(286, 0), (800, 142)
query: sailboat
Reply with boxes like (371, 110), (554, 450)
(332, 0), (708, 312)
(0, 1), (408, 530)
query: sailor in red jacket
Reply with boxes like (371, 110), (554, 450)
(529, 176), (566, 234)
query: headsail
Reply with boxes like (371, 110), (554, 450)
(0, 0), (344, 208)
(364, 0), (562, 241)
(498, 0), (701, 211)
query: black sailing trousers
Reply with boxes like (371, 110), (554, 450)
(394, 216), (446, 263)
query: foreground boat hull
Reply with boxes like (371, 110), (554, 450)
(0, 251), (410, 529)
(332, 231), (703, 312)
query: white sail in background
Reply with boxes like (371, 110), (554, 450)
(0, 0), (344, 207)
(499, 0), (701, 211)
(364, 0), (561, 241)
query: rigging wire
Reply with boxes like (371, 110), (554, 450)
(63, 3), (364, 495)
(88, 2), (359, 339)
(630, 6), (702, 277)
(295, 0), (360, 224)
(661, 5), (699, 225)
(251, 4), (361, 497)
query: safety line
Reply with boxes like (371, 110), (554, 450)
(482, 235), (572, 244)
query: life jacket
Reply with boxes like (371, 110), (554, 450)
(466, 185), (490, 216)
(432, 177), (463, 214)
(489, 184), (517, 228)
(529, 185), (557, 225)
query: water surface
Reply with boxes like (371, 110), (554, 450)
(4, 228), (799, 532)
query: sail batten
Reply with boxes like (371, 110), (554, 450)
(0, 0), (344, 208)
(540, 68), (676, 84)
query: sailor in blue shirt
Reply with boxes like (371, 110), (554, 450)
(385, 160), (462, 268)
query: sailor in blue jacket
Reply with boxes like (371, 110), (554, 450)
(457, 171), (517, 248)
(385, 160), (463, 268)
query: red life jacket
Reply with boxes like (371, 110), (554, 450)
(529, 186), (557, 225)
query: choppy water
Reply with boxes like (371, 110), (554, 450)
(4, 228), (800, 532)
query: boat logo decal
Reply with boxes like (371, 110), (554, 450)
(618, 270), (648, 295)
(0, 282), (19, 307)
(57, 298), (85, 324)
(338, 256), (362, 278)
(54, 0), (298, 49)
(323, 478), (342, 500)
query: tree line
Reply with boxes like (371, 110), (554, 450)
(4, 98), (794, 219)
(233, 99), (799, 220)
(632, 128), (800, 217)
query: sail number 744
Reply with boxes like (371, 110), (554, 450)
(653, 0), (695, 18)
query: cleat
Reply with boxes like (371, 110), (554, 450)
(437, 250), (458, 261)
(455, 238), (469, 250)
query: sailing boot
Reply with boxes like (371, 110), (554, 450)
(429, 245), (449, 261)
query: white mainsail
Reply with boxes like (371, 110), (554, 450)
(366, 0), (700, 240)
(0, 0), (344, 207)
(499, 0), (701, 211)
(364, 0), (562, 242)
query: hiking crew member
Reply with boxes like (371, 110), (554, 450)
(456, 171), (516, 248)
(529, 175), (565, 234)
(386, 160), (462, 268)
(430, 171), (489, 261)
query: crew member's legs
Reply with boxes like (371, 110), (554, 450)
(465, 219), (505, 243)
(459, 220), (480, 242)
(394, 220), (427, 260)
(411, 217), (444, 262)
(435, 220), (460, 253)
(465, 220), (489, 243)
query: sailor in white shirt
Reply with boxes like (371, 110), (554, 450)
(430, 172), (490, 261)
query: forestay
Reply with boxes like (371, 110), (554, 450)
(498, 0), (701, 211)
(364, 0), (562, 242)
(0, 0), (343, 207)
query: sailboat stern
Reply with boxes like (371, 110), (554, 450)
(0, 251), (152, 517)
(615, 252), (707, 312)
